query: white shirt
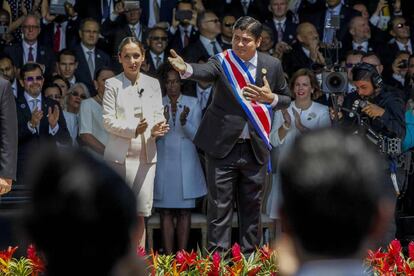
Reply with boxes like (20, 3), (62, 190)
(396, 40), (413, 54)
(129, 23), (143, 41)
(302, 46), (311, 58)
(352, 41), (369, 52)
(393, 73), (405, 86)
(22, 40), (37, 64)
(11, 79), (17, 98)
(149, 51), (165, 69)
(54, 21), (68, 51)
(24, 92), (59, 135)
(148, 0), (161, 28)
(81, 43), (95, 68)
(196, 84), (212, 110)
(199, 35), (222, 56)
(273, 17), (287, 31)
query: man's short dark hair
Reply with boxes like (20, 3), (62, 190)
(20, 63), (44, 79)
(279, 129), (386, 257)
(94, 66), (115, 81)
(57, 49), (77, 63)
(0, 53), (14, 66)
(79, 17), (99, 31)
(233, 16), (262, 40)
(49, 74), (70, 89)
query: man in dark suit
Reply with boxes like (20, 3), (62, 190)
(0, 77), (17, 196)
(140, 0), (177, 28)
(11, 63), (71, 205)
(4, 14), (55, 77)
(224, 0), (270, 21)
(145, 26), (169, 77)
(169, 16), (291, 253)
(74, 18), (111, 96)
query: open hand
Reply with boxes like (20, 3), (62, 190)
(151, 121), (170, 138)
(136, 118), (148, 136)
(293, 108), (308, 132)
(180, 105), (190, 126)
(362, 102), (385, 118)
(30, 108), (43, 128)
(0, 178), (12, 195)
(281, 109), (291, 128)
(168, 49), (187, 74)
(48, 105), (60, 129)
(243, 76), (275, 104)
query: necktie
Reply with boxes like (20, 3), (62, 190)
(276, 22), (283, 43)
(53, 24), (61, 53)
(153, 0), (160, 23)
(323, 10), (335, 44)
(405, 44), (411, 54)
(28, 46), (34, 62)
(155, 55), (161, 69)
(241, 0), (249, 14)
(87, 51), (95, 79)
(184, 30), (190, 48)
(356, 45), (363, 51)
(130, 26), (137, 38)
(30, 98), (39, 112)
(211, 41), (219, 55)
(102, 0), (110, 20)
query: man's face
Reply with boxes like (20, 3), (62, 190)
(22, 16), (40, 43)
(391, 18), (410, 40)
(345, 54), (362, 80)
(298, 23), (319, 47)
(79, 21), (99, 48)
(125, 8), (141, 25)
(354, 80), (374, 97)
(200, 12), (221, 37)
(351, 17), (371, 41)
(165, 70), (181, 98)
(353, 4), (369, 19)
(232, 28), (261, 61)
(0, 58), (16, 82)
(94, 69), (115, 96)
(362, 56), (383, 75)
(326, 0), (341, 7)
(258, 30), (273, 52)
(177, 2), (193, 25)
(269, 0), (288, 18)
(147, 29), (168, 55)
(221, 15), (236, 38)
(57, 54), (78, 80)
(393, 53), (410, 76)
(20, 68), (44, 97)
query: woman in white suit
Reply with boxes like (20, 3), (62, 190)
(154, 65), (207, 254)
(103, 37), (169, 249)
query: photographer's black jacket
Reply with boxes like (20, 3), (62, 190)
(341, 85), (406, 139)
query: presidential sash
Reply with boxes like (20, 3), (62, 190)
(217, 49), (273, 150)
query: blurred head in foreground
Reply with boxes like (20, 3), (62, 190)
(24, 148), (144, 275)
(279, 129), (393, 262)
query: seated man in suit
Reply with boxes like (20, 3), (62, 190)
(74, 18), (111, 96)
(282, 22), (326, 77)
(342, 16), (377, 58)
(4, 14), (55, 77)
(264, 0), (297, 60)
(183, 10), (222, 63)
(219, 14), (236, 50)
(145, 27), (169, 77)
(279, 129), (393, 275)
(10, 63), (71, 206)
(0, 54), (20, 98)
(56, 49), (78, 87)
(168, 0), (199, 55)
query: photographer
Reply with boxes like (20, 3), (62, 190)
(386, 51), (410, 94)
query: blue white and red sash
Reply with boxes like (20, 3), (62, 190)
(217, 49), (273, 150)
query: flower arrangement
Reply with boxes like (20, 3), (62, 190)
(0, 245), (44, 276)
(366, 239), (414, 275)
(141, 243), (278, 275)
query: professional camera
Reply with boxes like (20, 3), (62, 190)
(321, 65), (348, 93)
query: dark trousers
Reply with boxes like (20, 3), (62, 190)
(205, 140), (266, 253)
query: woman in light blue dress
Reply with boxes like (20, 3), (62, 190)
(154, 64), (207, 254)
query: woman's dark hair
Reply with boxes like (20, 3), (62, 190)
(20, 63), (44, 79)
(289, 68), (321, 100)
(42, 83), (62, 96)
(24, 148), (138, 275)
(157, 62), (181, 96)
(49, 74), (70, 89)
(118, 36), (145, 55)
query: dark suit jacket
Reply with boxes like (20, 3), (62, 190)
(264, 14), (298, 45)
(282, 42), (315, 77)
(4, 42), (56, 77)
(75, 0), (115, 24)
(145, 49), (167, 77)
(39, 19), (80, 51)
(189, 51), (291, 164)
(168, 26), (199, 55)
(0, 78), (17, 180)
(74, 44), (111, 96)
(112, 23), (149, 54)
(140, 0), (177, 26)
(183, 39), (211, 63)
(224, 0), (271, 22)
(15, 94), (71, 190)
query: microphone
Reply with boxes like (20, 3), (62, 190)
(137, 88), (144, 97)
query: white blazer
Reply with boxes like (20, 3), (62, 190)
(103, 72), (164, 164)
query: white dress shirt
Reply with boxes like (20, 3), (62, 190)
(199, 35), (223, 56)
(148, 0), (161, 28)
(22, 41), (38, 64)
(54, 21), (68, 51)
(396, 40), (413, 54)
(24, 92), (59, 135)
(129, 23), (143, 41)
(149, 51), (165, 69)
(196, 84), (212, 110)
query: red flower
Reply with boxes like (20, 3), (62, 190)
(26, 244), (45, 273)
(184, 250), (197, 266)
(0, 246), (17, 262)
(259, 244), (271, 261)
(247, 266), (262, 276)
(136, 246), (146, 257)
(232, 243), (242, 262)
(409, 241), (414, 260)
(208, 251), (221, 276)
(389, 239), (402, 258)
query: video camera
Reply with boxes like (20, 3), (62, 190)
(321, 64), (348, 94)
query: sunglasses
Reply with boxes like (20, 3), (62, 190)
(205, 19), (220, 24)
(150, 36), (168, 42)
(345, 63), (356, 69)
(46, 94), (62, 100)
(224, 22), (234, 28)
(25, 76), (44, 82)
(70, 91), (87, 99)
(396, 22), (408, 29)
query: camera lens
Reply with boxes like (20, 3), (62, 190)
(328, 75), (342, 89)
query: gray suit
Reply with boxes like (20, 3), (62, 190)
(187, 51), (291, 253)
(0, 78), (17, 181)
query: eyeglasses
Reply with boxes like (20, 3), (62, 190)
(46, 94), (62, 100)
(150, 36), (168, 42)
(22, 25), (40, 30)
(81, 30), (99, 34)
(25, 76), (44, 82)
(396, 22), (408, 29)
(204, 19), (220, 24)
(345, 63), (356, 69)
(224, 22), (234, 28)
(70, 91), (87, 99)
